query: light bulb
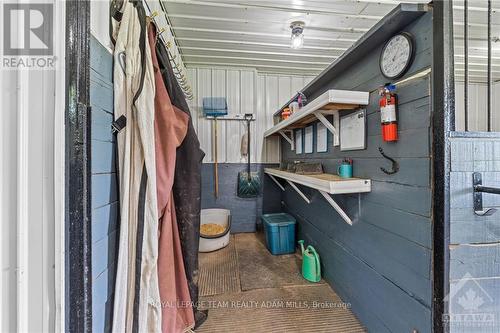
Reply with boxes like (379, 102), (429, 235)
(290, 21), (305, 49)
(291, 33), (304, 49)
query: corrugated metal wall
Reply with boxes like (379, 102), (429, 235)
(186, 67), (314, 163)
(455, 82), (500, 132)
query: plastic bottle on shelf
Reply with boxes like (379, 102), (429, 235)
(282, 107), (291, 120)
(289, 101), (299, 114)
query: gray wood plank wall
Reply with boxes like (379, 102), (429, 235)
(90, 36), (118, 333)
(449, 137), (500, 333)
(279, 13), (433, 332)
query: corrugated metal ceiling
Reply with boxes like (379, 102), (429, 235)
(163, 0), (500, 81)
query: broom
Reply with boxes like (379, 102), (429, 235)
(237, 114), (260, 198)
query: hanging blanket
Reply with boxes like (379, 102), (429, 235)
(147, 24), (195, 333)
(156, 33), (207, 327)
(111, 1), (161, 332)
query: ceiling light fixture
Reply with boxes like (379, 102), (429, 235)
(290, 21), (305, 49)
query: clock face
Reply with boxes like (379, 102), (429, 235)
(380, 33), (414, 79)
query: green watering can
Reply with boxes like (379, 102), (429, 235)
(298, 240), (321, 283)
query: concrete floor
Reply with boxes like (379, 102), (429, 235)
(196, 233), (365, 332)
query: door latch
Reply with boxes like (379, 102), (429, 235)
(473, 172), (500, 216)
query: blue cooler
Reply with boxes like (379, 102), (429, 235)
(262, 213), (296, 255)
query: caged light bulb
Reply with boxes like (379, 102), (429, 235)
(290, 21), (305, 49)
(291, 33), (304, 49)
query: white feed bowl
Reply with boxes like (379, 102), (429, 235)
(199, 209), (231, 252)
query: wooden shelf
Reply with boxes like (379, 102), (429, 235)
(264, 89), (369, 138)
(265, 168), (371, 194)
(265, 168), (371, 225)
(264, 89), (368, 148)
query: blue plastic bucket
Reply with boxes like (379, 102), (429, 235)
(262, 213), (296, 255)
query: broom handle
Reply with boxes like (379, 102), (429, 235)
(247, 118), (251, 180)
(214, 118), (219, 198)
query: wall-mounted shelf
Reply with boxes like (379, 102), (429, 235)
(264, 89), (369, 147)
(265, 168), (371, 225)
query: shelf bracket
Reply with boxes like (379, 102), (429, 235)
(286, 180), (311, 204)
(279, 130), (294, 150)
(268, 174), (285, 191)
(319, 190), (353, 225)
(313, 111), (339, 146)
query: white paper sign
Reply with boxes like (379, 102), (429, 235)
(304, 126), (313, 154)
(295, 129), (303, 154)
(316, 123), (328, 153)
(340, 109), (366, 151)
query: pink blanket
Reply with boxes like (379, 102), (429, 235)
(148, 23), (195, 333)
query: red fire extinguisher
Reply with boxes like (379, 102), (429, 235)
(379, 84), (398, 142)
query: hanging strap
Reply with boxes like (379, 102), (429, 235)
(112, 115), (127, 134)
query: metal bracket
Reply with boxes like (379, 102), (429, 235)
(319, 191), (354, 225)
(473, 172), (500, 216)
(313, 111), (339, 146)
(268, 174), (285, 191)
(266, 173), (358, 226)
(279, 130), (294, 150)
(286, 180), (311, 204)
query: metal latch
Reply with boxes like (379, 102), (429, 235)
(473, 172), (500, 216)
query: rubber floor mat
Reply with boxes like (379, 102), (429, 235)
(198, 236), (241, 296)
(196, 284), (365, 333)
(235, 233), (324, 291)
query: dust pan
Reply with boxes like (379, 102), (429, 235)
(238, 114), (260, 198)
(203, 97), (228, 198)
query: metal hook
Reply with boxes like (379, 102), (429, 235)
(155, 27), (166, 43)
(378, 147), (399, 175)
(473, 172), (499, 216)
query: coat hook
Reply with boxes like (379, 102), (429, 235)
(473, 172), (499, 216)
(378, 147), (399, 175)
(155, 28), (166, 42)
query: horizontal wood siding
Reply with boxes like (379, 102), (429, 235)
(449, 137), (500, 333)
(280, 13), (433, 332)
(90, 36), (118, 333)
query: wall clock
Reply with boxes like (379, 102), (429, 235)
(379, 32), (415, 80)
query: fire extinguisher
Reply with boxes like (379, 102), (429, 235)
(379, 84), (398, 142)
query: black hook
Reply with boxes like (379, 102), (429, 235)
(378, 147), (399, 175)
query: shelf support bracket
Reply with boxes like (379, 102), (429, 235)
(313, 111), (339, 146)
(268, 174), (285, 191)
(286, 180), (311, 204)
(319, 190), (353, 225)
(279, 130), (294, 150)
